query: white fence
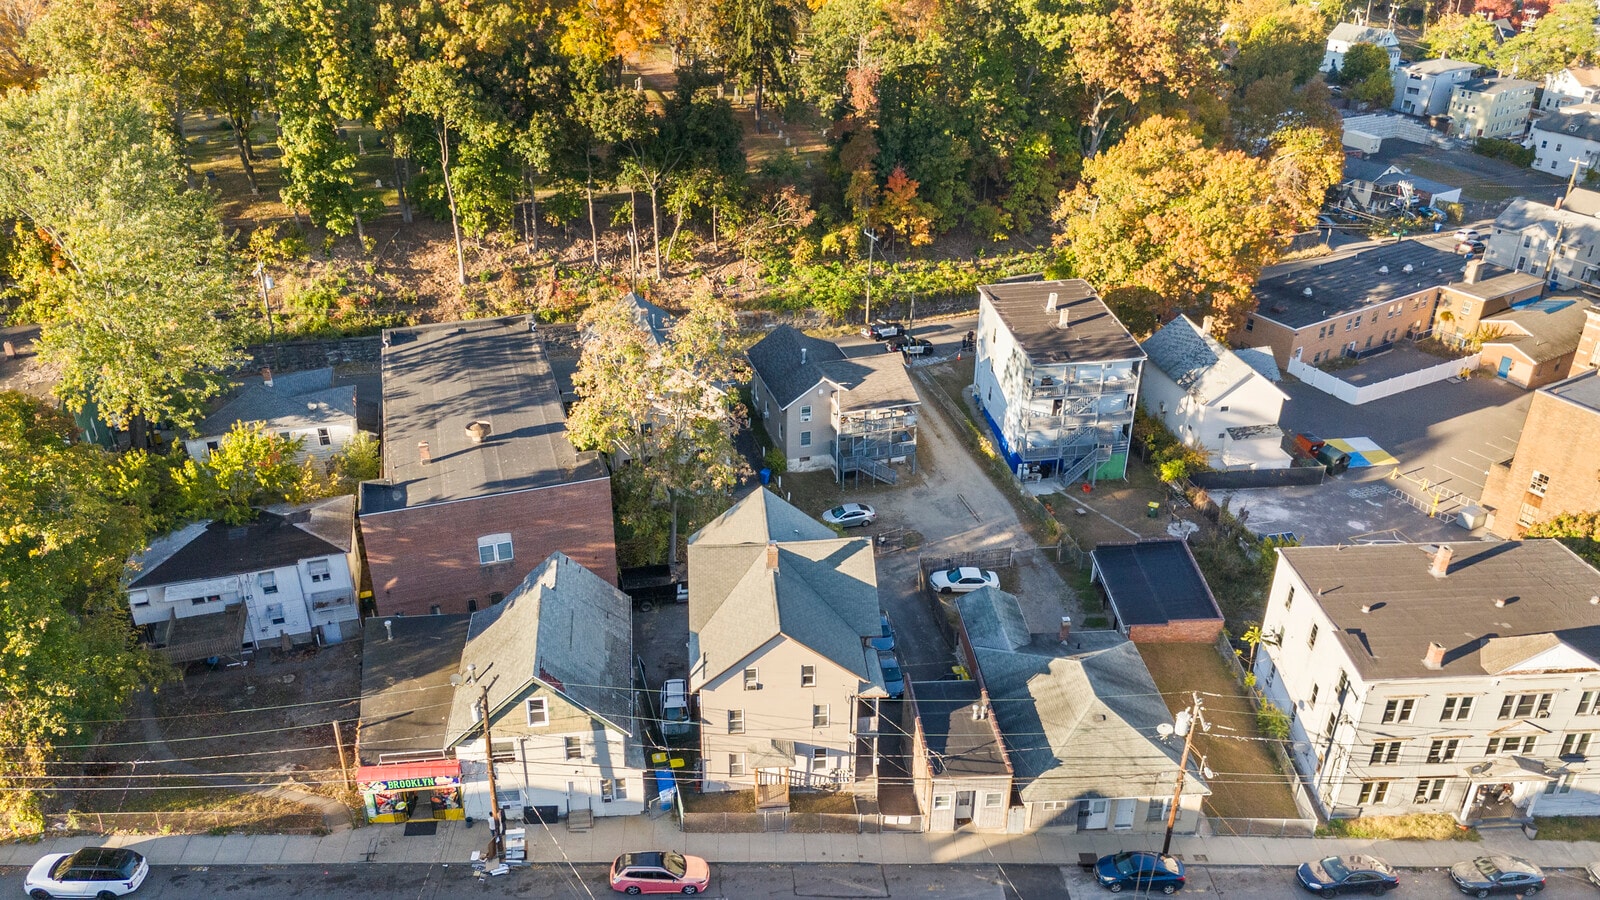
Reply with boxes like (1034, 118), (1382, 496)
(1287, 353), (1478, 405)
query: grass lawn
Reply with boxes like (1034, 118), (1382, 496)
(1531, 816), (1600, 841)
(1319, 814), (1479, 841)
(790, 791), (859, 814)
(1137, 642), (1302, 821)
(682, 789), (758, 813)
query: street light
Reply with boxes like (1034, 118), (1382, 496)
(862, 228), (880, 328)
(1156, 693), (1213, 855)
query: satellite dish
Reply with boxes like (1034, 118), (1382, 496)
(1202, 765), (1216, 779)
(1157, 723), (1175, 738)
(450, 674), (463, 686)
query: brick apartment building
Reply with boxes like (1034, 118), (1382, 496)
(359, 317), (617, 615)
(1481, 369), (1600, 538)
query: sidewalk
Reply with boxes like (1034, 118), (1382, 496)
(5, 816), (1600, 873)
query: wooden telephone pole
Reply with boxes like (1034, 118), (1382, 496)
(481, 687), (504, 859)
(1162, 693), (1210, 855)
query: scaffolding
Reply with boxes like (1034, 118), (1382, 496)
(1010, 361), (1136, 486)
(835, 407), (918, 486)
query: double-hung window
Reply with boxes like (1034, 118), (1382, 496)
(478, 533), (514, 565)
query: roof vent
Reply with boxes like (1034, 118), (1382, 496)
(1379, 265), (1390, 274)
(466, 420), (492, 443)
(801, 347), (807, 365)
(1494, 598), (1507, 608)
(1058, 308), (1071, 329)
(1360, 604), (1372, 614)
(1430, 543), (1453, 577)
(1403, 264), (1414, 274)
(1303, 288), (1314, 297)
(1045, 291), (1059, 311)
(418, 441), (432, 465)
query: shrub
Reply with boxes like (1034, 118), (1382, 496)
(763, 446), (788, 475)
(1473, 138), (1534, 168)
(1256, 698), (1291, 740)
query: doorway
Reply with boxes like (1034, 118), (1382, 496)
(1112, 799), (1136, 830)
(1082, 798), (1110, 830)
(955, 791), (974, 824)
(1497, 356), (1513, 379)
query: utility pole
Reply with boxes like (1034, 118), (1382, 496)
(1567, 157), (1590, 199)
(480, 687), (504, 859)
(1542, 222), (1567, 284)
(862, 229), (880, 328)
(254, 262), (275, 341)
(332, 720), (352, 790)
(1161, 693), (1210, 855)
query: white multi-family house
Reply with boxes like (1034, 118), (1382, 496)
(688, 489), (889, 799)
(1322, 23), (1401, 74)
(127, 495), (361, 658)
(1531, 104), (1600, 178)
(1254, 540), (1600, 824)
(1485, 189), (1600, 289)
(1543, 66), (1600, 112)
(185, 367), (359, 465)
(1393, 58), (1479, 117)
(1139, 315), (1290, 467)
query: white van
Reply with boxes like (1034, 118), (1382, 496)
(661, 679), (691, 737)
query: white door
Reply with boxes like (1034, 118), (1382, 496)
(1084, 799), (1109, 830)
(321, 620), (342, 644)
(955, 791), (974, 820)
(1112, 799), (1135, 830)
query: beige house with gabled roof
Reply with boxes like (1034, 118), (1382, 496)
(688, 489), (889, 797)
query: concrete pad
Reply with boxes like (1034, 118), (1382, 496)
(123, 835), (193, 866)
(746, 831), (782, 861)
(311, 829), (354, 864)
(210, 833), (255, 865)
(242, 834), (288, 864)
(276, 836), (321, 863)
(176, 836), (223, 865)
(715, 831), (752, 862)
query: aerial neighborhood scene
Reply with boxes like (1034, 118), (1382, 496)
(16, 0), (1600, 897)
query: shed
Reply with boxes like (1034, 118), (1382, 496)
(1090, 540), (1224, 643)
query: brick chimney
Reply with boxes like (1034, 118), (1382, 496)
(1463, 259), (1486, 284)
(1423, 641), (1446, 670)
(262, 366), (274, 387)
(1059, 616), (1072, 641)
(766, 540), (779, 571)
(1430, 544), (1453, 577)
(418, 441), (431, 465)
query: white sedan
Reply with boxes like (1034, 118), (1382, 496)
(822, 503), (877, 528)
(26, 847), (148, 899)
(929, 566), (1000, 594)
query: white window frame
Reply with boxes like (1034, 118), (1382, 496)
(800, 665), (816, 687)
(478, 533), (514, 565)
(1358, 781), (1389, 804)
(729, 754), (746, 777)
(1415, 778), (1446, 804)
(1441, 696), (1475, 721)
(565, 736), (582, 760)
(317, 427), (332, 446)
(744, 667), (759, 691)
(799, 430), (812, 448)
(932, 794), (953, 810)
(1529, 470), (1550, 496)
(307, 559), (331, 583)
(728, 709), (745, 734)
(811, 748), (829, 770)
(258, 572), (278, 595)
(1562, 732), (1593, 757)
(263, 603), (286, 626)
(799, 405), (812, 423)
(526, 697), (549, 727)
(812, 704), (829, 728)
(982, 792), (1003, 809)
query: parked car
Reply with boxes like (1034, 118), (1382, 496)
(929, 566), (1000, 594)
(1455, 239), (1486, 256)
(661, 679), (692, 737)
(878, 651), (905, 699)
(822, 502), (877, 528)
(609, 851), (711, 895)
(863, 320), (905, 340)
(25, 847), (149, 899)
(1454, 228), (1481, 242)
(871, 611), (895, 652)
(1095, 851), (1185, 894)
(1296, 854), (1399, 895)
(1448, 856), (1544, 896)
(900, 337), (933, 357)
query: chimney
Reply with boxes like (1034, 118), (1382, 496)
(1423, 641), (1446, 670)
(383, 619), (393, 642)
(801, 347), (807, 365)
(1059, 616), (1072, 641)
(766, 540), (779, 571)
(1463, 259), (1486, 284)
(418, 441), (432, 465)
(1201, 315), (1215, 335)
(1430, 544), (1453, 577)
(465, 420), (492, 443)
(262, 367), (274, 387)
(1494, 598), (1506, 608)
(1058, 308), (1071, 329)
(1045, 291), (1059, 311)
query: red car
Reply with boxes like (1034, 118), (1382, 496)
(608, 851), (710, 895)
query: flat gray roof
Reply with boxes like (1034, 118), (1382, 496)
(357, 614), (471, 761)
(909, 680), (1010, 778)
(978, 279), (1143, 365)
(1547, 367), (1600, 412)
(1092, 540), (1223, 627)
(361, 317), (604, 514)
(1254, 238), (1470, 329)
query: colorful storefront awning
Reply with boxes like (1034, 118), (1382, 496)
(355, 759), (462, 792)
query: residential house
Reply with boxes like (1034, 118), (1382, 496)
(1139, 315), (1290, 466)
(972, 279), (1144, 485)
(355, 552), (647, 825)
(746, 325), (920, 483)
(1337, 160), (1463, 216)
(185, 367), (358, 466)
(1484, 190), (1600, 289)
(1393, 58), (1480, 117)
(1430, 264), (1546, 349)
(1542, 66), (1600, 112)
(1321, 23), (1401, 74)
(1447, 78), (1537, 141)
(1254, 540), (1600, 823)
(1241, 238), (1465, 369)
(1090, 541), (1226, 643)
(1573, 305), (1600, 376)
(955, 589), (1208, 832)
(1531, 104), (1600, 178)
(1475, 298), (1594, 388)
(907, 679), (1012, 832)
(1481, 369), (1600, 537)
(687, 489), (889, 798)
(128, 496), (361, 659)
(358, 317), (618, 616)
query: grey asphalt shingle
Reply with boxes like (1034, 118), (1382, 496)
(196, 367), (356, 436)
(1142, 315), (1275, 405)
(746, 325), (846, 408)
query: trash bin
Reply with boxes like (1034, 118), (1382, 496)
(759, 467), (771, 485)
(1147, 501), (1160, 519)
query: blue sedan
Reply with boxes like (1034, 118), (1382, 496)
(1096, 851), (1185, 894)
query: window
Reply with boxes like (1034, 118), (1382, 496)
(1335, 670), (1350, 699)
(1245, 318), (1254, 332)
(799, 405), (812, 422)
(307, 559), (331, 583)
(601, 778), (625, 801)
(983, 792), (1003, 808)
(1307, 623), (1319, 649)
(1325, 712), (1338, 739)
(1518, 502), (1541, 528)
(205, 440), (220, 451)
(565, 737), (582, 760)
(1285, 586), (1294, 611)
(813, 704), (829, 728)
(1357, 781), (1389, 804)
(1370, 741), (1402, 765)
(811, 748), (829, 770)
(1441, 696), (1475, 721)
(1487, 735), (1537, 755)
(130, 591), (149, 607)
(467, 598), (478, 612)
(1499, 693), (1554, 720)
(258, 572), (278, 595)
(1579, 691), (1600, 715)
(1427, 739), (1460, 763)
(316, 427), (331, 446)
(799, 431), (812, 447)
(933, 795), (953, 810)
(1147, 798), (1169, 822)
(1382, 699), (1416, 724)
(800, 665), (816, 687)
(744, 667), (759, 690)
(728, 710), (745, 734)
(191, 594), (221, 606)
(491, 740), (516, 762)
(477, 534), (514, 565)
(526, 698), (548, 726)
(264, 603), (286, 626)
(1563, 732), (1594, 757)
(1529, 471), (1550, 496)
(1308, 684), (1320, 707)
(1546, 774), (1575, 795)
(729, 754), (746, 777)
(1415, 779), (1447, 803)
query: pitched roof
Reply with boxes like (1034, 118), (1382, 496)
(1562, 66), (1600, 88)
(1253, 238), (1468, 328)
(977, 279), (1144, 365)
(910, 679), (1010, 778)
(360, 317), (604, 514)
(956, 589), (1207, 802)
(1547, 367), (1600, 412)
(1343, 158), (1391, 184)
(815, 354), (920, 411)
(1532, 104), (1600, 144)
(1403, 58), (1478, 75)
(1235, 346), (1282, 382)
(129, 497), (351, 589)
(1481, 298), (1592, 363)
(687, 489), (882, 690)
(1373, 170), (1457, 197)
(1141, 315), (1286, 405)
(356, 614), (472, 762)
(1278, 540), (1600, 681)
(1456, 76), (1537, 95)
(195, 367), (356, 437)
(445, 553), (636, 745)
(1091, 540), (1224, 627)
(1493, 197), (1600, 243)
(1563, 187), (1600, 217)
(1329, 22), (1396, 45)
(745, 325), (847, 408)
(621, 292), (675, 346)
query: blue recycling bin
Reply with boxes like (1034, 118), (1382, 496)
(759, 467), (771, 485)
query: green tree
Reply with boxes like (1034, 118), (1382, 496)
(1497, 0), (1600, 79)
(715, 0), (797, 127)
(1338, 42), (1394, 107)
(1227, 0), (1326, 88)
(1419, 13), (1498, 67)
(0, 77), (246, 436)
(175, 422), (310, 524)
(1525, 511), (1600, 568)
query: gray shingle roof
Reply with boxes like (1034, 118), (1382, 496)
(1141, 315), (1282, 405)
(129, 497), (351, 589)
(816, 354), (920, 411)
(745, 325), (847, 408)
(910, 679), (1010, 778)
(1373, 170), (1456, 197)
(1279, 540), (1600, 681)
(1481, 298), (1593, 363)
(361, 317), (604, 514)
(1534, 104), (1600, 143)
(1403, 58), (1478, 75)
(1329, 22), (1396, 45)
(195, 367), (356, 437)
(621, 292), (675, 346)
(1492, 197), (1600, 243)
(1548, 368), (1600, 411)
(1253, 238), (1468, 328)
(445, 553), (636, 745)
(978, 279), (1144, 365)
(1235, 346), (1282, 382)
(357, 614), (473, 762)
(1343, 159), (1391, 184)
(956, 589), (1207, 803)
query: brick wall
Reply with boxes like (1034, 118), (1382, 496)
(1482, 386), (1600, 538)
(361, 477), (618, 615)
(1128, 618), (1225, 644)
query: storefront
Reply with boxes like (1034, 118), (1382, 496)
(356, 760), (465, 824)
